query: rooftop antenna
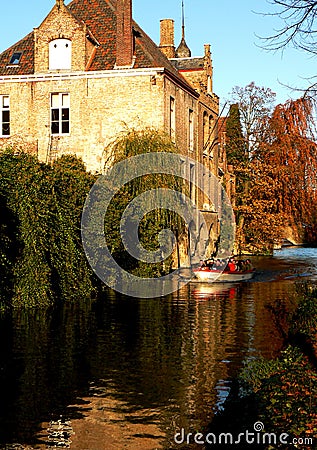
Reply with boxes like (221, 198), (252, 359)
(176, 0), (191, 57)
(181, 0), (185, 40)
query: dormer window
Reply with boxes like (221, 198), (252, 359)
(9, 52), (22, 65)
(49, 39), (72, 70)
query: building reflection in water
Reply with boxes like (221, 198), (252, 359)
(0, 278), (297, 449)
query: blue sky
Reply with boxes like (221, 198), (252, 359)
(1, 0), (316, 107)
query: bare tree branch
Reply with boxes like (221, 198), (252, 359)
(258, 1), (317, 95)
(260, 0), (317, 53)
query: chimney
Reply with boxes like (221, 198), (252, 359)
(159, 19), (175, 58)
(116, 0), (134, 67)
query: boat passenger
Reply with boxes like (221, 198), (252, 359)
(245, 259), (252, 270)
(228, 258), (237, 272)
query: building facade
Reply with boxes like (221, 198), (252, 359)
(0, 0), (221, 262)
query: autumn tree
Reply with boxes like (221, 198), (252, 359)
(239, 96), (317, 252)
(227, 83), (277, 252)
(264, 97), (317, 242)
(227, 83), (317, 252)
(230, 82), (276, 157)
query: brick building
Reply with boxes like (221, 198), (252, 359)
(218, 116), (236, 207)
(0, 0), (221, 260)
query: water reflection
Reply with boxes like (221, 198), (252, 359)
(0, 248), (316, 449)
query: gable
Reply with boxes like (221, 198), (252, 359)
(34, 0), (87, 73)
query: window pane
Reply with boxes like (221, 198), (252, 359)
(51, 122), (59, 134)
(51, 94), (59, 108)
(2, 96), (9, 108)
(51, 109), (59, 121)
(9, 52), (22, 65)
(2, 123), (10, 135)
(62, 94), (69, 107)
(61, 108), (69, 120)
(62, 121), (69, 134)
(2, 111), (10, 123)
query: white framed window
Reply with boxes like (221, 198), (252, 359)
(49, 39), (72, 70)
(169, 96), (176, 143)
(189, 109), (194, 152)
(0, 95), (10, 137)
(51, 93), (70, 135)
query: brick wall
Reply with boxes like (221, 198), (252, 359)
(116, 0), (134, 67)
(159, 20), (176, 59)
(34, 2), (88, 73)
(0, 70), (201, 173)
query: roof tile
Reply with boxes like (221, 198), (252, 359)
(0, 32), (34, 75)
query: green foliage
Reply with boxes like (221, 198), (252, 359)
(0, 150), (96, 309)
(290, 283), (317, 342)
(240, 357), (282, 392)
(225, 103), (247, 166)
(103, 128), (186, 277)
(241, 346), (317, 441)
(240, 285), (317, 443)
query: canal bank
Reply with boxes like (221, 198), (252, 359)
(0, 247), (316, 449)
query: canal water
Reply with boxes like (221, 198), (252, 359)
(0, 247), (317, 450)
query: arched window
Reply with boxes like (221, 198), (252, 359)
(203, 112), (208, 148)
(189, 109), (194, 152)
(49, 39), (72, 70)
(209, 115), (215, 156)
(207, 75), (212, 94)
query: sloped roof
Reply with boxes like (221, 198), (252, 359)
(0, 0), (194, 92)
(176, 37), (191, 59)
(170, 57), (205, 72)
(0, 32), (35, 75)
(68, 0), (117, 70)
(68, 0), (188, 82)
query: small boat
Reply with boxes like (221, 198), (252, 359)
(193, 268), (255, 283)
(193, 258), (255, 283)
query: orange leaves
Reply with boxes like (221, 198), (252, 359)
(228, 92), (317, 251)
(251, 97), (317, 244)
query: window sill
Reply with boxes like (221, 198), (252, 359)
(48, 69), (72, 72)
